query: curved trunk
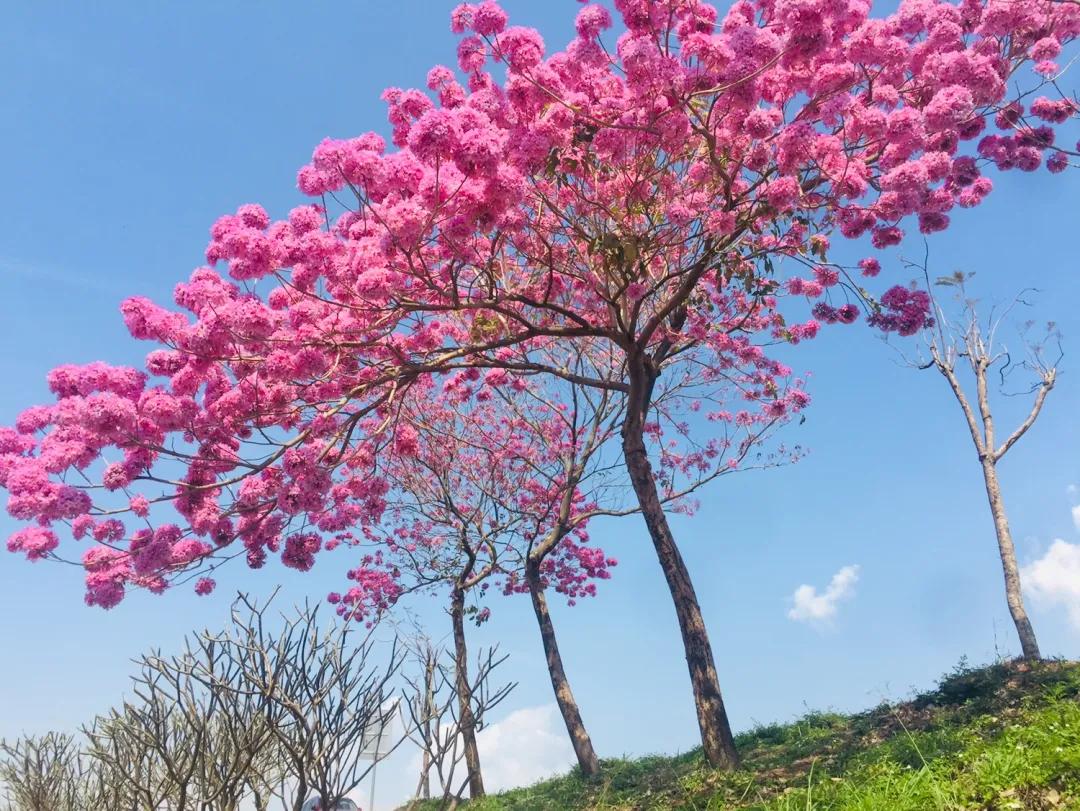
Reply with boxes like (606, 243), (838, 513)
(981, 460), (1041, 660)
(621, 361), (740, 770)
(525, 559), (602, 778)
(450, 585), (485, 799)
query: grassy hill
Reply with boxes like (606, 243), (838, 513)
(418, 658), (1080, 810)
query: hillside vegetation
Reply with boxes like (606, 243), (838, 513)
(419, 659), (1080, 810)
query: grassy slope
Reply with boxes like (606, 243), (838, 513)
(421, 659), (1080, 810)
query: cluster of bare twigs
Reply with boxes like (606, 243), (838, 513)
(0, 594), (514, 811)
(399, 633), (516, 809)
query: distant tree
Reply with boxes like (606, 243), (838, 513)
(0, 732), (85, 811)
(3, 600), (447, 811)
(917, 272), (1060, 660)
(132, 637), (278, 810)
(83, 710), (178, 811)
(352, 393), (521, 799)
(189, 594), (406, 811)
(399, 630), (515, 810)
(342, 374), (618, 785)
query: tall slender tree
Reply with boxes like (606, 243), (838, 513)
(920, 274), (1059, 660)
(339, 377), (619, 783)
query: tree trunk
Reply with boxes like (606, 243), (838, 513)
(450, 586), (486, 799)
(620, 361), (740, 770)
(291, 770), (307, 811)
(981, 460), (1041, 660)
(421, 653), (434, 800)
(525, 559), (602, 778)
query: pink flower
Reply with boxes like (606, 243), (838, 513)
(472, 1), (508, 36)
(7, 527), (59, 561)
(394, 424), (420, 457)
(1034, 61), (1058, 78)
(236, 204), (270, 230)
(1030, 36), (1062, 62)
(130, 495), (150, 517)
(871, 226), (903, 249)
(171, 538), (212, 566)
(496, 27), (545, 71)
(925, 85), (974, 131)
(1030, 97), (1077, 124)
(870, 286), (933, 337)
(744, 108), (779, 139)
(813, 267), (839, 288)
(194, 577), (216, 596)
(837, 304), (859, 324)
(407, 109), (462, 163)
(450, 4), (475, 34)
(763, 176), (801, 212)
(458, 36), (487, 72)
(705, 210), (737, 236)
(283, 533), (321, 571)
(1047, 152), (1069, 174)
(918, 212), (950, 234)
(575, 5), (612, 39)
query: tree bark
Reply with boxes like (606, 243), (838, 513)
(981, 460), (1041, 660)
(421, 653), (434, 800)
(450, 585), (485, 799)
(620, 360), (740, 770)
(525, 559), (602, 778)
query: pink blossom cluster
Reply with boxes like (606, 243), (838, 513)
(539, 540), (617, 607)
(1, 0), (1076, 610)
(868, 285), (935, 336)
(330, 550), (404, 626)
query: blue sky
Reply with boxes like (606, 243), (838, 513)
(2, 2), (1079, 808)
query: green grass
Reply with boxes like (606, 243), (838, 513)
(409, 658), (1080, 810)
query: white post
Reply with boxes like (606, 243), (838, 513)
(366, 704), (391, 811)
(367, 757), (378, 811)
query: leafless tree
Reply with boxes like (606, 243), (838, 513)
(400, 632), (516, 811)
(3, 595), (435, 811)
(0, 732), (85, 811)
(74, 754), (130, 810)
(83, 707), (179, 810)
(0, 731), (135, 811)
(186, 593), (407, 811)
(78, 636), (274, 811)
(403, 634), (440, 804)
(911, 268), (1061, 660)
(135, 636), (279, 811)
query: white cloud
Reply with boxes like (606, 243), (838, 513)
(1072, 504), (1080, 533)
(394, 705), (575, 806)
(474, 705), (577, 793)
(788, 565), (860, 625)
(1068, 483), (1078, 499)
(1023, 540), (1080, 630)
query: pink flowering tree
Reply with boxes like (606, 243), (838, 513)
(328, 371), (620, 784)
(3, 0), (1079, 772)
(334, 384), (535, 798)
